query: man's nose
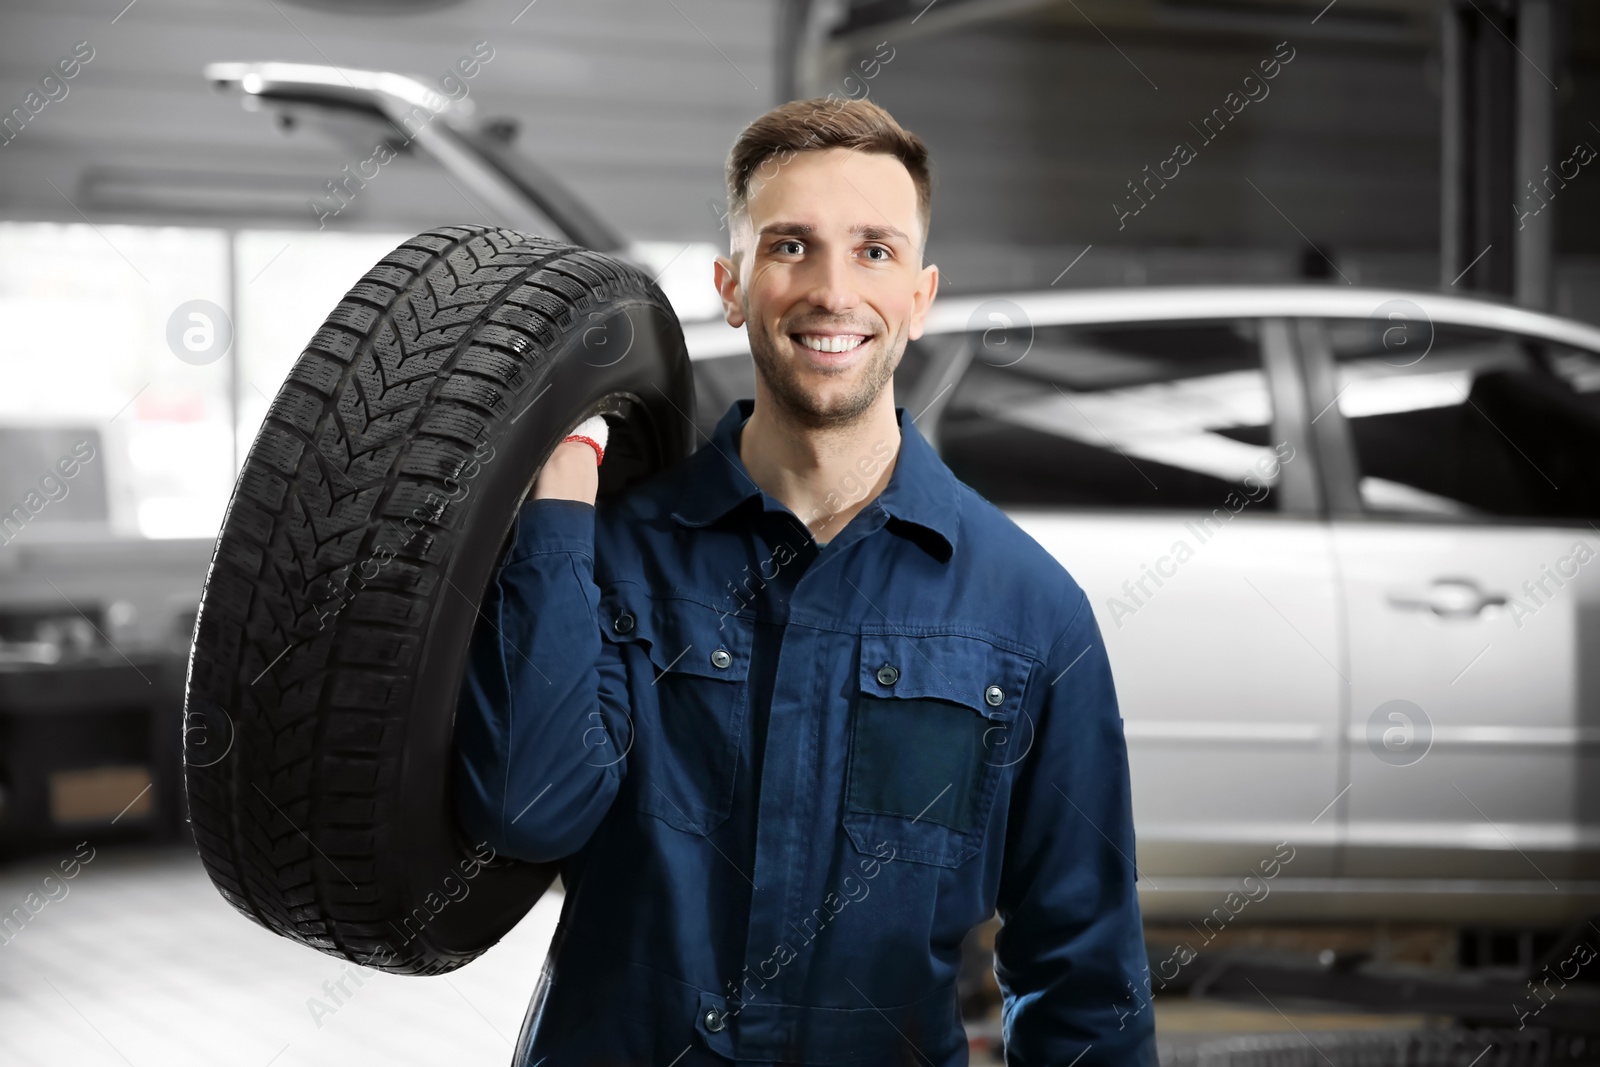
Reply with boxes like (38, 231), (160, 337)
(802, 252), (860, 314)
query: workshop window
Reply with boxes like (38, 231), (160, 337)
(0, 223), (410, 540)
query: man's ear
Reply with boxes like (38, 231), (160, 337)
(908, 262), (939, 342)
(713, 252), (746, 329)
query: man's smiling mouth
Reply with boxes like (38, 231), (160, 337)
(791, 332), (869, 354)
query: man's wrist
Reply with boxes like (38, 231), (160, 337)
(529, 439), (601, 504)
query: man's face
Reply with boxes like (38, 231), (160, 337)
(714, 146), (938, 430)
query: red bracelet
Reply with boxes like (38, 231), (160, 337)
(563, 433), (604, 465)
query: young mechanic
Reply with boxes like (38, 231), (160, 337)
(452, 97), (1155, 1066)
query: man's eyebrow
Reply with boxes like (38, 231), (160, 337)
(757, 221), (910, 244)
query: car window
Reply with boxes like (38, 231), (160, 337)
(938, 319), (1286, 510)
(1548, 342), (1600, 395)
(1324, 320), (1600, 521)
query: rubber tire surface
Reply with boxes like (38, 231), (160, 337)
(182, 225), (694, 974)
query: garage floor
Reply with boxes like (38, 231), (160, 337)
(0, 842), (1546, 1067)
(0, 841), (558, 1067)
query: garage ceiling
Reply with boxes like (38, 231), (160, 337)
(3, 0), (1597, 265)
(828, 0), (1443, 50)
(0, 0), (781, 241)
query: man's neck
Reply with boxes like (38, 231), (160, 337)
(737, 393), (902, 545)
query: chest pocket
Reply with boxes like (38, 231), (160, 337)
(599, 582), (752, 835)
(844, 631), (1033, 868)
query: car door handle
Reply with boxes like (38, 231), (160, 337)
(1385, 578), (1507, 618)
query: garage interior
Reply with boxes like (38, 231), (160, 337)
(3, 0), (1600, 1064)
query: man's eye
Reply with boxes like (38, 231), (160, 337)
(775, 240), (803, 255)
(864, 245), (891, 261)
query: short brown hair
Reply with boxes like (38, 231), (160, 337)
(723, 97), (933, 255)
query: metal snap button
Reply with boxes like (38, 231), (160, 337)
(985, 684), (1004, 706)
(876, 663), (900, 686)
(613, 612), (634, 634)
(704, 1007), (726, 1032)
(710, 648), (732, 669)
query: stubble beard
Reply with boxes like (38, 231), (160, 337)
(746, 306), (904, 432)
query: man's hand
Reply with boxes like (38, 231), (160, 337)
(528, 439), (600, 505)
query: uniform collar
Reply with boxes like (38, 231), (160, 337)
(668, 397), (959, 561)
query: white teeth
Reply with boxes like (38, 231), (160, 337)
(796, 334), (865, 354)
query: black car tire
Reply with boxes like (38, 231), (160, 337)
(182, 225), (694, 974)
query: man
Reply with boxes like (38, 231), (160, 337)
(452, 96), (1155, 1065)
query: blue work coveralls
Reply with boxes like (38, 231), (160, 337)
(452, 397), (1156, 1066)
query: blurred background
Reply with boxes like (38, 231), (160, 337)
(2, 0), (1600, 1064)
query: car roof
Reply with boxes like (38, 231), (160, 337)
(680, 285), (1600, 361)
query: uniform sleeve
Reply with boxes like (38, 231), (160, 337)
(450, 497), (631, 864)
(993, 591), (1156, 1066)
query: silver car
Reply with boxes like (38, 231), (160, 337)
(689, 288), (1600, 928)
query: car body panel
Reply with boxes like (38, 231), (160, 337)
(1010, 511), (1344, 884)
(1332, 521), (1600, 885)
